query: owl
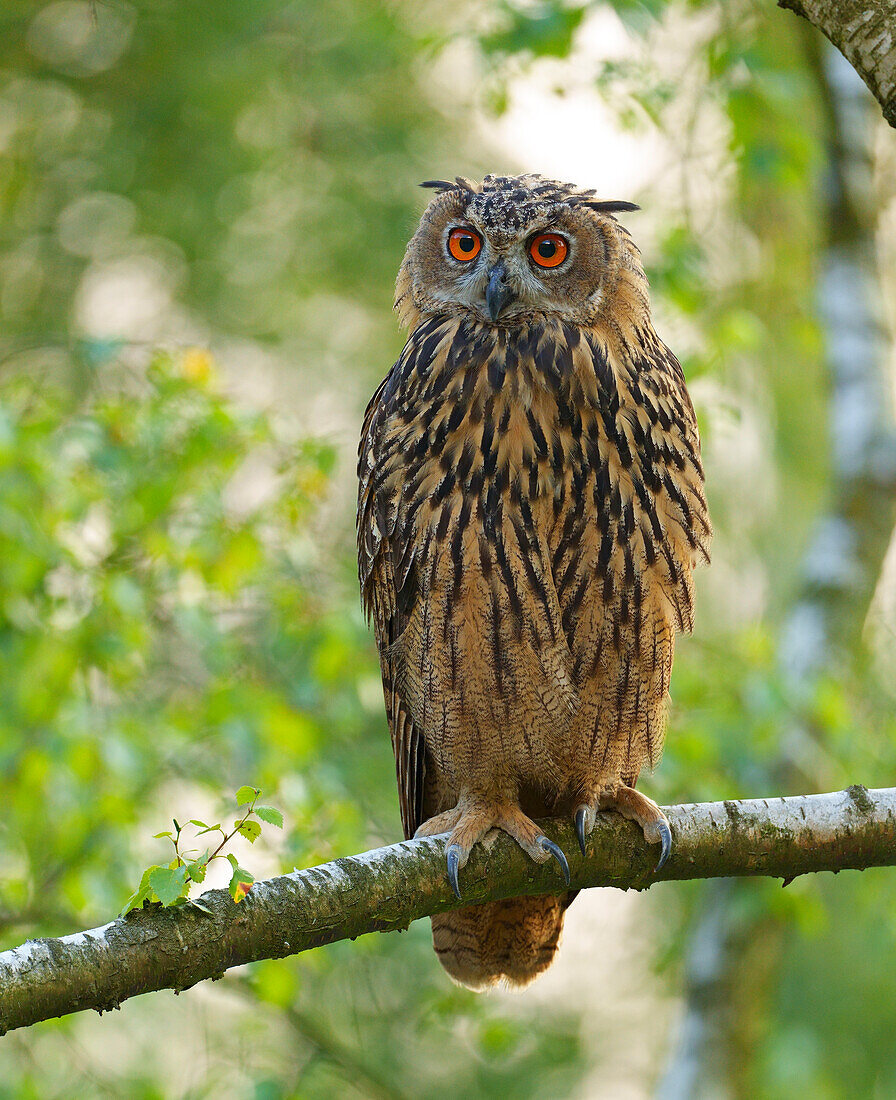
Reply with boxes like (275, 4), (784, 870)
(358, 174), (710, 989)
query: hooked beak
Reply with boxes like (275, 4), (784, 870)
(485, 259), (515, 322)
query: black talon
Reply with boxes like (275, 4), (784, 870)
(575, 808), (588, 857)
(446, 844), (462, 899)
(537, 836), (571, 887)
(654, 820), (673, 872)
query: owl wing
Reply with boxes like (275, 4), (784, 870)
(357, 368), (426, 840)
(553, 331), (711, 781)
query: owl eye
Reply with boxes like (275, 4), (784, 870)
(447, 227), (482, 262)
(529, 233), (568, 269)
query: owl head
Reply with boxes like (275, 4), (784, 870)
(395, 173), (646, 330)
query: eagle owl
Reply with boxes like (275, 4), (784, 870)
(358, 174), (710, 989)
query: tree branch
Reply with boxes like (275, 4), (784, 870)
(778, 0), (896, 126)
(0, 786), (893, 1035)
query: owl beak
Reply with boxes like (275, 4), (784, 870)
(485, 260), (515, 321)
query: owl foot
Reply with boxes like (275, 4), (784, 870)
(416, 801), (570, 900)
(574, 785), (672, 872)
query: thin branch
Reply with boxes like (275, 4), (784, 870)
(0, 786), (893, 1036)
(778, 0), (896, 126)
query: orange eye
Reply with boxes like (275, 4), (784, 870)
(529, 233), (568, 268)
(447, 227), (482, 262)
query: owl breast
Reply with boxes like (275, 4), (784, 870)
(359, 313), (710, 811)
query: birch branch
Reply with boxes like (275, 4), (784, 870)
(1, 786), (894, 1036)
(778, 0), (896, 125)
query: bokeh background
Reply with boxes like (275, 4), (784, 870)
(2, 1), (896, 1096)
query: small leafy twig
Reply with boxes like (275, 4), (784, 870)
(122, 786), (283, 913)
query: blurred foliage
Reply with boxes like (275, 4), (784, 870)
(473, 0), (896, 1096)
(0, 352), (335, 927)
(1, 0), (895, 1097)
(1, 348), (586, 1095)
(0, 0), (449, 340)
(0, 1), (588, 1095)
(479, 2), (588, 59)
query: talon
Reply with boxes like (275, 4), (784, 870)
(537, 836), (571, 887)
(654, 820), (672, 872)
(446, 844), (462, 899)
(575, 807), (588, 857)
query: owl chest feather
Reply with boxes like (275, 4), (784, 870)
(377, 315), (702, 576)
(361, 313), (709, 786)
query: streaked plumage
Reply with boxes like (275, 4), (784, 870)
(358, 174), (710, 988)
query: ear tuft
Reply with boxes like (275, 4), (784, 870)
(419, 177), (479, 195)
(583, 200), (641, 214)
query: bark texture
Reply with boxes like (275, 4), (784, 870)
(0, 786), (894, 1035)
(779, 0), (896, 125)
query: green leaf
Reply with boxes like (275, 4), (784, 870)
(149, 864), (190, 906)
(236, 819), (262, 843)
(152, 831), (174, 839)
(119, 892), (145, 917)
(189, 898), (213, 915)
(235, 785), (259, 806)
(188, 819), (209, 829)
(120, 866), (159, 916)
(228, 863), (254, 904)
(232, 880), (253, 903)
(186, 852), (209, 883)
(254, 805), (283, 828)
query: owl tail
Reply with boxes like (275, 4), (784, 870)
(431, 892), (576, 990)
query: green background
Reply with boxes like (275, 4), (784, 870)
(1, 1), (895, 1096)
